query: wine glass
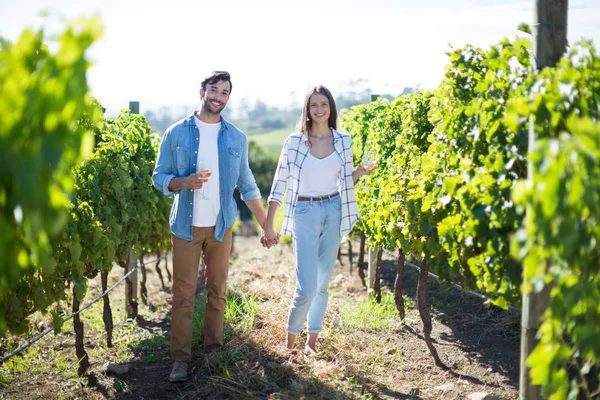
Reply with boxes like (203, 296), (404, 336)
(361, 149), (378, 190)
(362, 149), (378, 172)
(196, 160), (211, 200)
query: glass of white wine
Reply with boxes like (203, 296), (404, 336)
(196, 160), (212, 200)
(362, 149), (378, 171)
(361, 149), (378, 190)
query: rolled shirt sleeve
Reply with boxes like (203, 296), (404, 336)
(236, 135), (262, 201)
(152, 130), (177, 197)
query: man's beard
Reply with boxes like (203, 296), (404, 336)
(202, 98), (225, 115)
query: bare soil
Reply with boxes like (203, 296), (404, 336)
(0, 234), (520, 399)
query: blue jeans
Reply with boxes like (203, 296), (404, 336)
(287, 195), (342, 335)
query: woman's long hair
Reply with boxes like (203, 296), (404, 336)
(297, 85), (338, 134)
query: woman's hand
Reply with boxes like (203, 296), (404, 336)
(261, 203), (281, 248)
(358, 162), (378, 176)
(353, 162), (378, 184)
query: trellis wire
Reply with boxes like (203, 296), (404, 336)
(1, 256), (163, 364)
(381, 249), (521, 312)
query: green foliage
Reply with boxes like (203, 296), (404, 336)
(518, 23), (532, 35)
(247, 140), (278, 199)
(2, 103), (173, 335)
(341, 35), (600, 399)
(510, 41), (600, 400)
(0, 18), (103, 334)
(235, 139), (277, 221)
(420, 37), (532, 307)
(341, 37), (532, 308)
(0, 20), (172, 335)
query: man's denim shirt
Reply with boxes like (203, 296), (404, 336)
(152, 113), (261, 241)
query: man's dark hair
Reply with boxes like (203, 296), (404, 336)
(201, 71), (232, 93)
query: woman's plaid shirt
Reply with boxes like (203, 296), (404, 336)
(267, 129), (360, 240)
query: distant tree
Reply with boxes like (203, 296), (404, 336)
(247, 99), (269, 120)
(144, 105), (190, 136)
(260, 118), (286, 130)
(142, 82), (419, 136)
(334, 78), (372, 110)
(400, 86), (418, 96)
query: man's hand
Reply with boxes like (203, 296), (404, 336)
(167, 173), (208, 192)
(187, 172), (208, 190)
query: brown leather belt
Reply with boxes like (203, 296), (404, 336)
(297, 192), (340, 202)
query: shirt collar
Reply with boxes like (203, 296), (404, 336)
(184, 111), (230, 130)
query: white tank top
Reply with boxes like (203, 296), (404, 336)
(298, 152), (343, 196)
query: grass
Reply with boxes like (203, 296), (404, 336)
(197, 272), (414, 399)
(191, 287), (259, 355)
(246, 126), (294, 156)
(114, 320), (138, 362)
(0, 239), (520, 399)
(0, 267), (169, 385)
(224, 289), (258, 332)
(340, 290), (405, 332)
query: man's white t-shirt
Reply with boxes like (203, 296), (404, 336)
(193, 117), (221, 227)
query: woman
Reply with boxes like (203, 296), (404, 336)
(262, 85), (375, 353)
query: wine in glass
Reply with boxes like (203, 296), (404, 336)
(361, 149), (377, 190)
(196, 160), (211, 200)
(362, 149), (378, 171)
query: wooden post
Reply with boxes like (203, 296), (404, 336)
(125, 249), (138, 319)
(531, 0), (568, 69)
(139, 254), (148, 305)
(367, 246), (379, 296)
(129, 101), (140, 114)
(365, 94), (381, 298)
(357, 232), (367, 287)
(520, 2), (568, 399)
(125, 101), (140, 319)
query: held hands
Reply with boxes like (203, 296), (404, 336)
(260, 226), (281, 249)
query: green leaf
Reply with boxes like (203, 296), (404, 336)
(69, 239), (82, 263)
(518, 23), (532, 34)
(51, 310), (65, 334)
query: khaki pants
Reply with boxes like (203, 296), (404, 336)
(171, 226), (232, 361)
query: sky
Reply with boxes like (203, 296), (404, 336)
(1, 0), (599, 117)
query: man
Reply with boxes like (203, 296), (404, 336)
(152, 71), (278, 382)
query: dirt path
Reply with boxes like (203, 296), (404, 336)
(0, 234), (519, 399)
